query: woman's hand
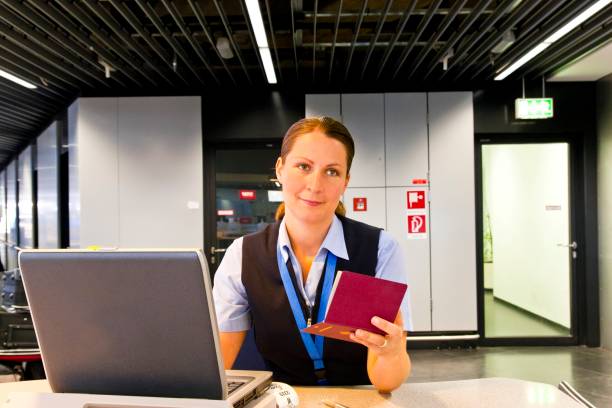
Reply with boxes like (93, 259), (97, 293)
(349, 312), (405, 358)
(350, 312), (411, 392)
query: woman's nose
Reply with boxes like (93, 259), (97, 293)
(306, 171), (323, 192)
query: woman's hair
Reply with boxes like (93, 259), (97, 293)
(275, 117), (354, 220)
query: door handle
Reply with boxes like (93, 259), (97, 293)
(209, 246), (226, 265)
(556, 242), (577, 249)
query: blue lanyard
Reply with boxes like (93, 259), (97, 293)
(276, 247), (337, 379)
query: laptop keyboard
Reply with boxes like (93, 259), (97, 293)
(227, 381), (244, 395)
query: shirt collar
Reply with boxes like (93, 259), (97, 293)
(278, 215), (349, 261)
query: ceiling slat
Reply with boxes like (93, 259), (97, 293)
(211, 0), (252, 83)
(26, 0), (141, 87)
(422, 0), (494, 80)
(463, 0), (545, 81)
(392, 0), (443, 80)
(161, 0), (220, 85)
(344, 0), (368, 81)
(82, 0), (175, 87)
(55, 0), (153, 86)
(360, 0), (394, 79)
(188, 0), (236, 85)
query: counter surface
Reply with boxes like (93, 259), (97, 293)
(0, 377), (583, 407)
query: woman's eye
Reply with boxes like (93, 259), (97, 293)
(326, 168), (339, 176)
(297, 163), (310, 171)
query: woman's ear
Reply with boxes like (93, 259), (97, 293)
(275, 157), (284, 181)
(343, 173), (350, 190)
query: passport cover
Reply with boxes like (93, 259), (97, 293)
(302, 271), (407, 343)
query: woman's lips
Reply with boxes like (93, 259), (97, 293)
(300, 198), (323, 206)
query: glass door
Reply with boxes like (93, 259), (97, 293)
(480, 142), (575, 340)
(205, 143), (282, 273)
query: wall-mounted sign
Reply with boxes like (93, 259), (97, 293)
(515, 98), (554, 119)
(407, 190), (426, 210)
(412, 179), (428, 185)
(267, 190), (283, 202)
(407, 214), (427, 239)
(239, 216), (252, 224)
(217, 209), (234, 216)
(239, 190), (256, 200)
(353, 197), (367, 212)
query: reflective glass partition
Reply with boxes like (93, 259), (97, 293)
(18, 146), (34, 249)
(0, 171), (6, 270)
(6, 161), (17, 270)
(37, 123), (59, 248)
(68, 102), (79, 248)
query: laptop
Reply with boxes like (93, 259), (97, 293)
(18, 249), (272, 407)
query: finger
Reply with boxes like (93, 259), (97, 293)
(349, 333), (370, 348)
(350, 332), (385, 349)
(395, 311), (404, 327)
(354, 329), (387, 348)
(371, 316), (402, 337)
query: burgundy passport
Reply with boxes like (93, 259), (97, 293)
(302, 271), (407, 343)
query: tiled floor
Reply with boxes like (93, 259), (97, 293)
(484, 290), (571, 338)
(407, 346), (612, 407)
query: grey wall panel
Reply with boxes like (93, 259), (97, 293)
(342, 94), (385, 188)
(342, 187), (386, 229)
(0, 171), (4, 238)
(68, 101), (80, 248)
(305, 94), (341, 120)
(117, 97), (203, 249)
(6, 162), (16, 248)
(18, 146), (34, 248)
(386, 187), (431, 331)
(385, 93), (429, 186)
(428, 92), (477, 331)
(76, 98), (120, 248)
(36, 122), (59, 248)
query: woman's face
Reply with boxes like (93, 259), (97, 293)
(276, 130), (350, 225)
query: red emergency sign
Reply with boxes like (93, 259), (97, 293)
(239, 190), (256, 200)
(353, 197), (367, 212)
(407, 214), (427, 234)
(407, 190), (426, 209)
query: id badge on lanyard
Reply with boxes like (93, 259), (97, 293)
(276, 247), (336, 385)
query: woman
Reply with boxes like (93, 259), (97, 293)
(213, 117), (412, 392)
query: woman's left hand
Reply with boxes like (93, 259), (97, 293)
(349, 312), (406, 357)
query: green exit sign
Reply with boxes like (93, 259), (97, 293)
(515, 98), (554, 119)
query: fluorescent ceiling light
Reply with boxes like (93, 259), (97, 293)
(0, 68), (37, 89)
(245, 0), (268, 48)
(245, 0), (277, 84)
(260, 48), (277, 84)
(495, 43), (551, 80)
(495, 0), (611, 80)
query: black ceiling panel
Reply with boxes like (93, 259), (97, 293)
(0, 0), (610, 164)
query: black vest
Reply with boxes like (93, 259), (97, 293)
(241, 215), (381, 385)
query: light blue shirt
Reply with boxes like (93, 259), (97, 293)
(213, 215), (414, 332)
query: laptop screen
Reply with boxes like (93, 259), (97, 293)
(19, 249), (228, 399)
